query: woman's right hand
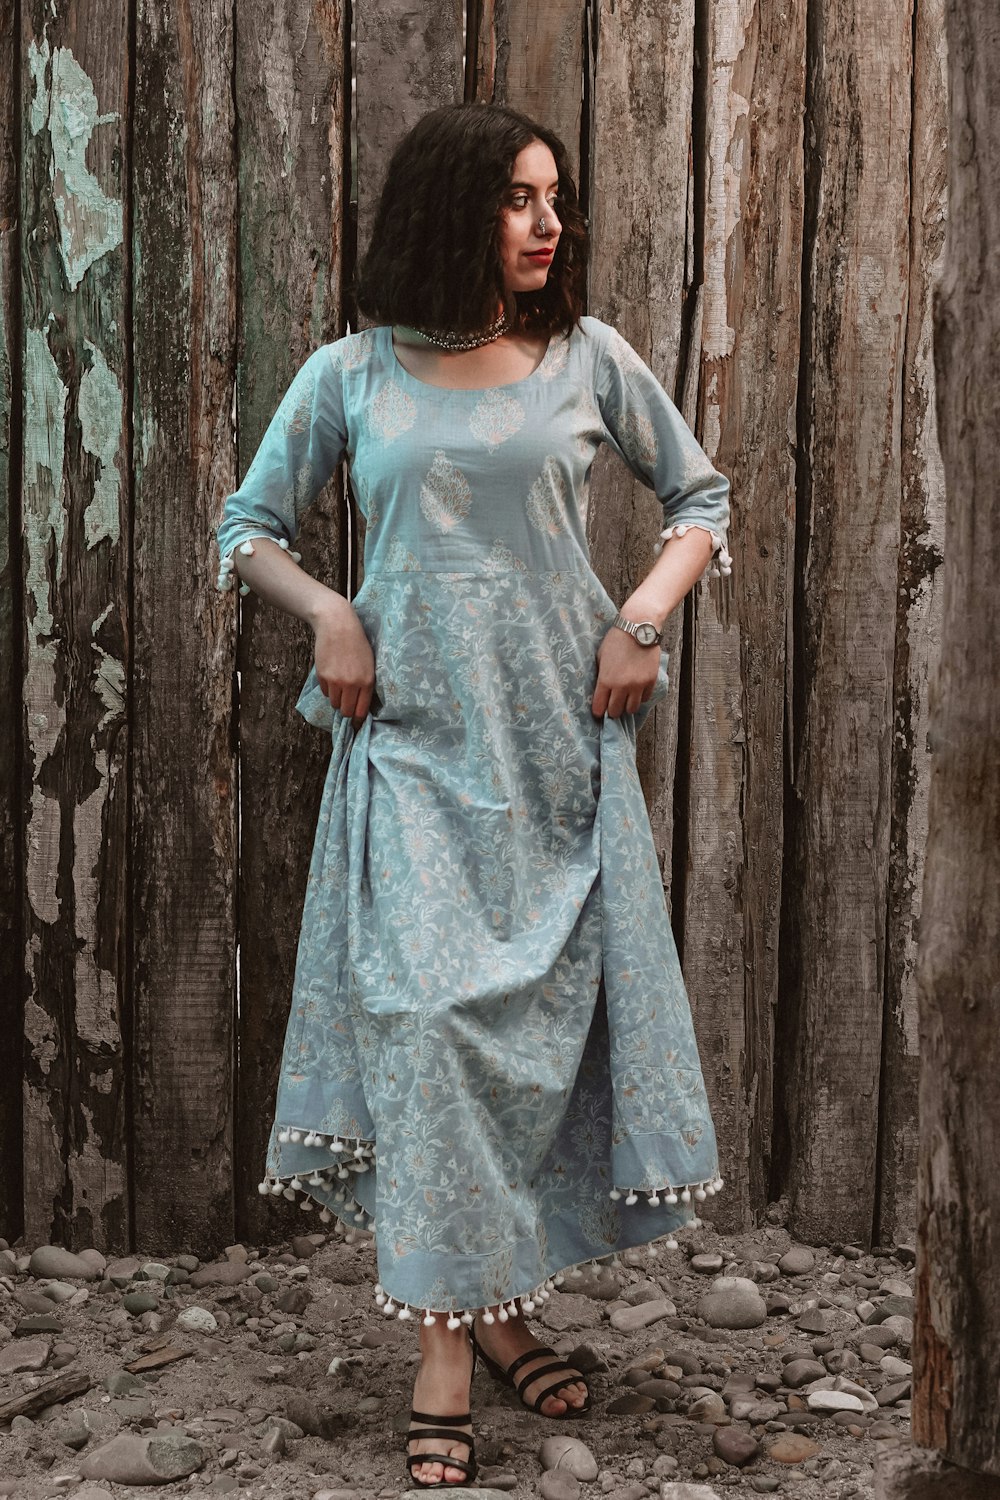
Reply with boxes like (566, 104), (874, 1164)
(311, 595), (376, 728)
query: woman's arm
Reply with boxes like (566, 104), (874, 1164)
(215, 342), (374, 724)
(590, 320), (733, 718)
(592, 528), (713, 719)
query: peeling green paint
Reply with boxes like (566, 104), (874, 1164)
(30, 39), (123, 290)
(91, 641), (125, 732)
(80, 340), (122, 548)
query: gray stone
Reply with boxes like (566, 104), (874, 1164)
(140, 1261), (171, 1281)
(880, 1355), (912, 1378)
(0, 1336), (50, 1373)
(38, 1278), (80, 1303)
(745, 1399), (784, 1422)
(609, 1298), (676, 1332)
(122, 1291), (159, 1315)
(538, 1434), (599, 1481)
(766, 1432), (821, 1463)
(277, 1285), (312, 1314)
(187, 1260), (252, 1288)
(539, 1473), (582, 1500)
(690, 1254), (724, 1275)
(796, 1308), (828, 1333)
(880, 1314), (914, 1347)
(79, 1432), (207, 1484)
(750, 1481), (781, 1494)
(687, 1391), (727, 1423)
(876, 1379), (912, 1405)
(779, 1246), (817, 1276)
(623, 1278), (666, 1306)
(607, 1392), (656, 1414)
(49, 1408), (95, 1448)
(824, 1348), (861, 1375)
(285, 1393), (339, 1438)
(782, 1358), (826, 1387)
(868, 1294), (914, 1323)
(713, 1428), (760, 1467)
(807, 1389), (865, 1413)
(15, 1313), (63, 1333)
(176, 1305), (218, 1333)
(696, 1277), (767, 1330)
(28, 1245), (101, 1281)
(855, 1325), (899, 1351)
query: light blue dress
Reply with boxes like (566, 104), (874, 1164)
(216, 316), (732, 1325)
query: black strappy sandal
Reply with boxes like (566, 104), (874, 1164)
(405, 1339), (479, 1489)
(470, 1321), (591, 1418)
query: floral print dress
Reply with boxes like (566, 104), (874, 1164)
(215, 316), (732, 1326)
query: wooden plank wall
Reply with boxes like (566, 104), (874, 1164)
(1, 0), (946, 1256)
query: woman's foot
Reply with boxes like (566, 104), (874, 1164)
(407, 1322), (475, 1486)
(473, 1309), (589, 1415)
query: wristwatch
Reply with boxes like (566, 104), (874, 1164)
(611, 612), (663, 647)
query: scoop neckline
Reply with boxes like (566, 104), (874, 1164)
(384, 323), (558, 393)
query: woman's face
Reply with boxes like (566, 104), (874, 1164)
(498, 140), (562, 297)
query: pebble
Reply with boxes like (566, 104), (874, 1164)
(690, 1253), (724, 1274)
(696, 1276), (767, 1329)
(712, 1428), (759, 1466)
(0, 1335), (50, 1372)
(779, 1246), (817, 1276)
(686, 1391), (727, 1423)
(880, 1354), (912, 1377)
(824, 1348), (860, 1374)
(28, 1245), (101, 1281)
(539, 1435), (599, 1481)
(867, 1293), (914, 1323)
(540, 1474), (582, 1500)
(188, 1260), (252, 1288)
(880, 1314), (914, 1346)
(14, 1313), (63, 1334)
(608, 1298), (675, 1332)
(795, 1308), (827, 1333)
(807, 1389), (865, 1413)
(122, 1291), (159, 1315)
(79, 1432), (208, 1483)
(177, 1305), (218, 1333)
(876, 1378), (912, 1404)
(782, 1358), (826, 1387)
(750, 1480), (781, 1494)
(766, 1432), (821, 1462)
(607, 1392), (655, 1414)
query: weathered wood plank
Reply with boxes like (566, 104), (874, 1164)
(910, 0), (1000, 1473)
(474, 0), (583, 176)
(19, 7), (130, 1251)
(354, 0), (465, 258)
(688, 0), (806, 1231)
(781, 0), (912, 1245)
(876, 0), (947, 1249)
(130, 0), (238, 1254)
(233, 0), (351, 1245)
(0, 0), (23, 1240)
(585, 0), (694, 911)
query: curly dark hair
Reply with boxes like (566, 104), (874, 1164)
(355, 102), (588, 338)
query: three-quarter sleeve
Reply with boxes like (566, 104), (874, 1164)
(594, 323), (733, 579)
(214, 343), (348, 593)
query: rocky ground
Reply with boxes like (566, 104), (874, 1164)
(0, 1207), (915, 1500)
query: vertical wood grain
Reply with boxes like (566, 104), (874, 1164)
(779, 0), (912, 1246)
(131, 0), (238, 1254)
(585, 0), (694, 911)
(474, 0), (583, 177)
(690, 0), (805, 1231)
(910, 0), (1000, 1470)
(0, 0), (23, 1240)
(234, 0), (351, 1245)
(876, 0), (947, 1248)
(19, 3), (130, 1251)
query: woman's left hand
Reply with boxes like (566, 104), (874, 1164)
(591, 627), (662, 718)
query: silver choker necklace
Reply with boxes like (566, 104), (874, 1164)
(408, 312), (509, 351)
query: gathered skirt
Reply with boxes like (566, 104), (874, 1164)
(258, 568), (723, 1324)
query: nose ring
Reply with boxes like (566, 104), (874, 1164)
(537, 216), (546, 234)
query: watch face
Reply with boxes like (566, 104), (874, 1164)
(635, 622), (659, 646)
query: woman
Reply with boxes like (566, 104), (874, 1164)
(216, 102), (731, 1489)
